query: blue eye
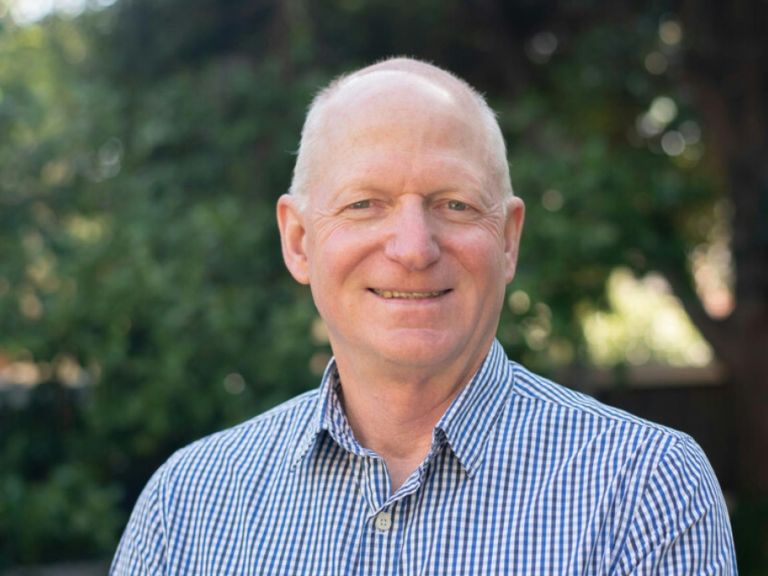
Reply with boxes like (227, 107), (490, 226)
(447, 200), (468, 211)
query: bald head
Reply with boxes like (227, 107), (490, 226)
(289, 58), (513, 208)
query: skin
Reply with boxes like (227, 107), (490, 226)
(277, 66), (525, 491)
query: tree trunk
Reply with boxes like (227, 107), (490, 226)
(680, 0), (768, 497)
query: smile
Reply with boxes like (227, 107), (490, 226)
(370, 289), (451, 299)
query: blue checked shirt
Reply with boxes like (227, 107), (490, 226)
(111, 340), (737, 574)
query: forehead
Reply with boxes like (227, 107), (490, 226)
(307, 72), (492, 195)
(325, 148), (488, 204)
(318, 70), (482, 143)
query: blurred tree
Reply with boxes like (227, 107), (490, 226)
(0, 14), (127, 565)
(0, 6), (325, 566)
(675, 0), (768, 502)
(0, 0), (765, 569)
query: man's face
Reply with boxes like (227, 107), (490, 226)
(279, 74), (524, 377)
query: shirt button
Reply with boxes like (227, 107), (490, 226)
(374, 511), (392, 532)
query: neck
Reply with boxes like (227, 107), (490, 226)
(333, 346), (490, 491)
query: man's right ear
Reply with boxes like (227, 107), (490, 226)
(276, 194), (310, 285)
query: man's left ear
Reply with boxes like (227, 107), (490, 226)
(503, 196), (525, 284)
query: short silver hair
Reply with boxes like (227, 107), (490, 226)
(288, 57), (513, 209)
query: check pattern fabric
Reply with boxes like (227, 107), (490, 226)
(111, 340), (737, 575)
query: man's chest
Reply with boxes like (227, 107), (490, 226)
(162, 444), (638, 576)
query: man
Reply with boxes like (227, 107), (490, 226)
(111, 58), (737, 574)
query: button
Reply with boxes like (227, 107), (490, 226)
(374, 511), (392, 532)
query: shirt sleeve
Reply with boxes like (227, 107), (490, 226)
(618, 434), (737, 575)
(110, 465), (168, 576)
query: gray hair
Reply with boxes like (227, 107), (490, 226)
(288, 57), (513, 209)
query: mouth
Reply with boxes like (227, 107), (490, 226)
(369, 288), (451, 300)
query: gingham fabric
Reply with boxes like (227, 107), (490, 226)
(111, 340), (737, 575)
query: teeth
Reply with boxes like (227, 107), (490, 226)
(373, 289), (446, 299)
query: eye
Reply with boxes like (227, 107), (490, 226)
(446, 200), (469, 211)
(348, 200), (371, 210)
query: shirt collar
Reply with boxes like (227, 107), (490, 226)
(432, 339), (514, 476)
(288, 359), (336, 469)
(290, 358), (368, 469)
(290, 339), (515, 475)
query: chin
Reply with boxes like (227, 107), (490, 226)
(373, 332), (462, 367)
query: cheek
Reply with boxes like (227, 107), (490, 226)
(454, 230), (506, 269)
(451, 235), (509, 306)
(307, 227), (373, 288)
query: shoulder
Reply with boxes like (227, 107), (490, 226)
(138, 390), (321, 527)
(504, 362), (714, 494)
(110, 390), (321, 574)
(506, 362), (736, 571)
(159, 388), (320, 483)
(510, 361), (688, 442)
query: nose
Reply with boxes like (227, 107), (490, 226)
(384, 197), (440, 270)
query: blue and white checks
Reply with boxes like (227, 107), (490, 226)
(111, 340), (737, 574)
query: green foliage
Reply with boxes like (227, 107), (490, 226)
(1, 463), (121, 565)
(0, 11), (328, 566)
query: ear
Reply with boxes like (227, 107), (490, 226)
(502, 196), (525, 284)
(276, 194), (310, 285)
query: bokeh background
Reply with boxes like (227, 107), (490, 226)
(1, 0), (766, 573)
